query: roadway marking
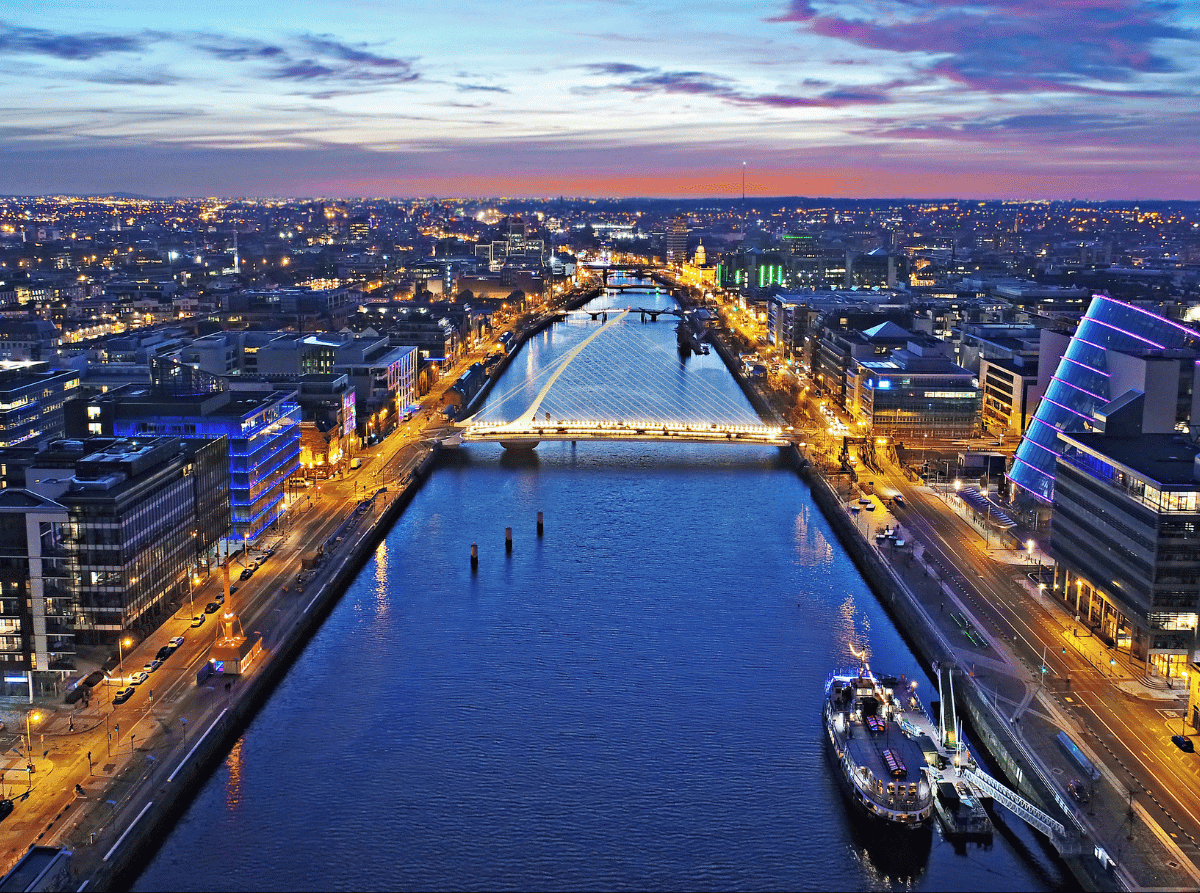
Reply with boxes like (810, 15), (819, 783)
(167, 707), (228, 783)
(103, 800), (153, 862)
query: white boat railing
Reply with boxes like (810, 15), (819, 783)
(961, 766), (1083, 853)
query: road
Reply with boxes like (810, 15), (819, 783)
(0, 300), (541, 879)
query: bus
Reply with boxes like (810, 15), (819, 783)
(1056, 730), (1100, 781)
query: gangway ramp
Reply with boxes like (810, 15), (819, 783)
(937, 664), (960, 751)
(962, 767), (1084, 855)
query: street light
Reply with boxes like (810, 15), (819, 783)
(1026, 539), (1035, 563)
(1182, 671), (1191, 737)
(24, 710), (41, 785)
(117, 636), (133, 685)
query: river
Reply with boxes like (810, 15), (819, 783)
(132, 282), (1068, 891)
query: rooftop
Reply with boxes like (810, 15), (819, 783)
(1062, 432), (1200, 489)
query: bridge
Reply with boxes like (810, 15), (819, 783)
(458, 309), (792, 449)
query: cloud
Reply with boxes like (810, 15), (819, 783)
(0, 24), (420, 94)
(871, 108), (1200, 150)
(455, 83), (509, 93)
(768, 0), (1196, 94)
(191, 35), (287, 62)
(580, 62), (899, 108)
(85, 67), (181, 87)
(0, 21), (151, 59)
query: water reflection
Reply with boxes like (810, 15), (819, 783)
(373, 541), (389, 617)
(223, 737), (244, 815)
(793, 505), (833, 567)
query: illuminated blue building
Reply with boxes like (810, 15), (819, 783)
(69, 361), (300, 542)
(1009, 296), (1200, 504)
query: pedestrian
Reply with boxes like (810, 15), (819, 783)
(69, 718), (74, 732)
(939, 601), (943, 614)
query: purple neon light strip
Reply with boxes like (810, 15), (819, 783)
(1050, 374), (1107, 403)
(1018, 434), (1063, 459)
(1067, 335), (1108, 355)
(1102, 296), (1200, 340)
(1039, 395), (1094, 424)
(1083, 316), (1167, 350)
(1028, 414), (1067, 436)
(1011, 454), (1054, 480)
(1059, 355), (1110, 377)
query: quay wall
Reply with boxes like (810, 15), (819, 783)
(91, 447), (443, 890)
(798, 462), (1105, 890)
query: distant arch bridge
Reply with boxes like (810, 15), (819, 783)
(457, 309), (791, 449)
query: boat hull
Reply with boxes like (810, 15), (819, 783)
(823, 702), (934, 831)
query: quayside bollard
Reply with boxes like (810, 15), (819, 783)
(505, 526), (513, 554)
(471, 543), (478, 571)
(537, 511), (544, 537)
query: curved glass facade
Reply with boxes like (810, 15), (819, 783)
(1009, 296), (1200, 503)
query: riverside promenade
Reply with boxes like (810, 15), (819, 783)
(0, 295), (588, 889)
(694, 287), (1199, 891)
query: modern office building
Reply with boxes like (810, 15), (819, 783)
(0, 361), (80, 448)
(13, 436), (229, 654)
(850, 336), (981, 440)
(664, 216), (688, 267)
(979, 355), (1042, 440)
(1050, 395), (1200, 680)
(1010, 295), (1200, 504)
(814, 321), (914, 409)
(68, 361), (295, 542)
(0, 488), (70, 698)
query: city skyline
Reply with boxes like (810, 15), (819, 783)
(4, 0), (1200, 200)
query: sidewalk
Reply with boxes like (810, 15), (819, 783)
(849, 473), (1200, 890)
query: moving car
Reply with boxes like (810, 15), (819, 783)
(113, 686), (135, 704)
(1172, 734), (1194, 753)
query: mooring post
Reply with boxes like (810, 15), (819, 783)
(470, 543), (478, 571)
(537, 511), (544, 537)
(505, 526), (513, 553)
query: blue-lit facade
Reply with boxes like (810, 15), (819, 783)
(76, 365), (302, 543)
(114, 398), (300, 542)
(1010, 296), (1200, 503)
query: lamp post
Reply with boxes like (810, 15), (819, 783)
(24, 710), (41, 785)
(1182, 671), (1191, 737)
(117, 636), (133, 685)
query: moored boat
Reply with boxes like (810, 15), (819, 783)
(934, 779), (994, 840)
(824, 658), (935, 829)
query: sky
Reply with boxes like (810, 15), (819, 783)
(2, 0), (1199, 200)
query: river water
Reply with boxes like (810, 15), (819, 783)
(132, 283), (1068, 891)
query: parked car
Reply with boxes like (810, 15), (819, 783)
(130, 671), (149, 685)
(168, 636), (185, 650)
(191, 615), (206, 628)
(204, 602), (221, 614)
(144, 659), (162, 673)
(113, 686), (135, 704)
(240, 568), (253, 581)
(0, 798), (12, 822)
(155, 646), (172, 662)
(1172, 734), (1194, 753)
(1067, 780), (1090, 804)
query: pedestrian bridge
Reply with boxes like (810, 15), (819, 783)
(458, 308), (792, 449)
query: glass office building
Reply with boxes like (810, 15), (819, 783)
(1009, 296), (1200, 503)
